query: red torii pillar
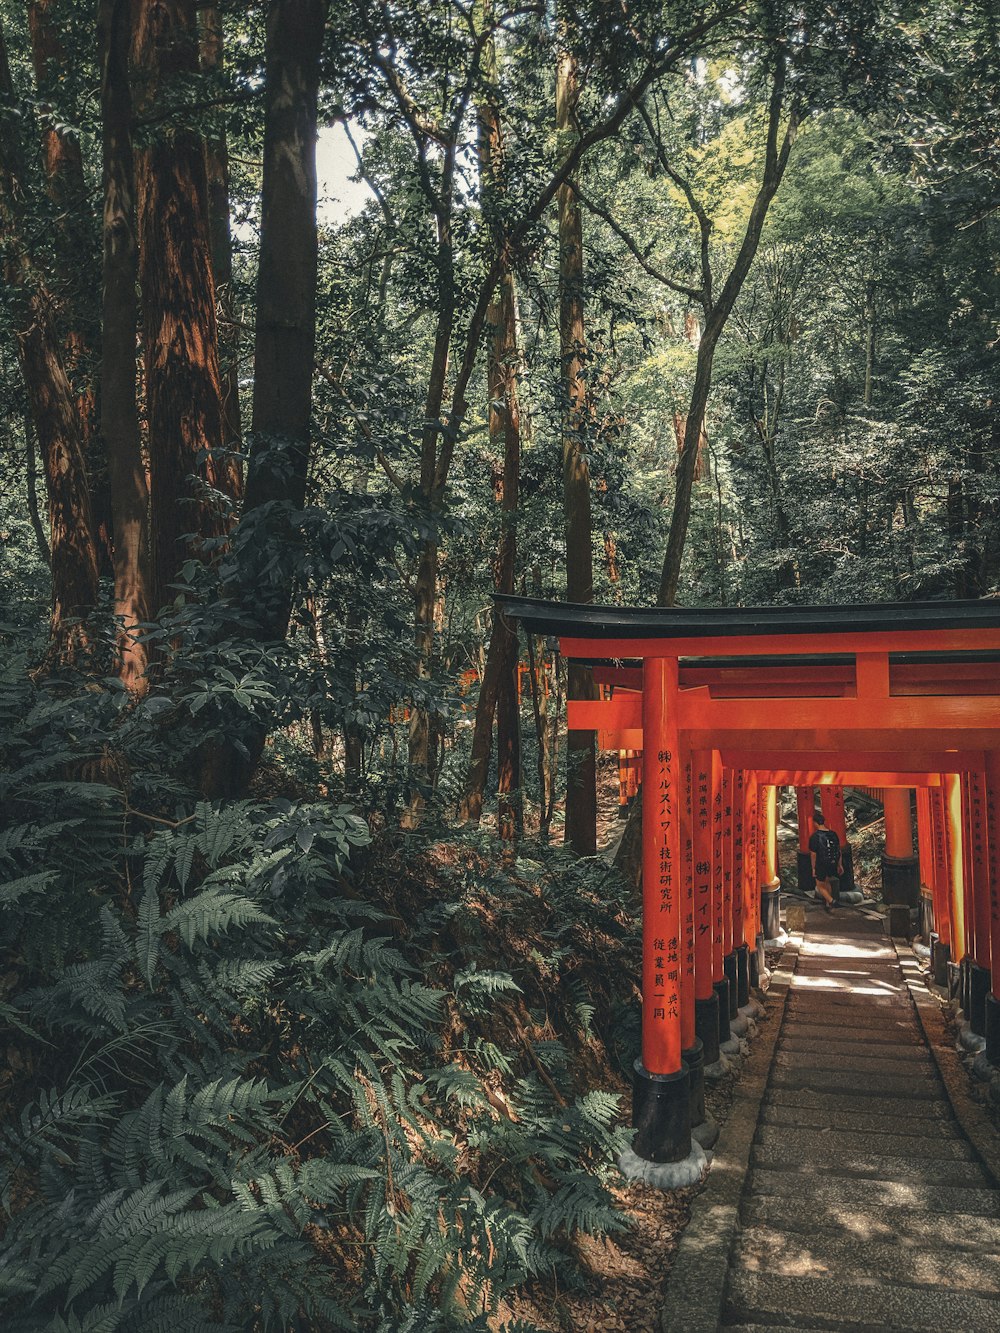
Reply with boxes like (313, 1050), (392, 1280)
(795, 786), (815, 895)
(711, 754), (725, 996)
(728, 770), (746, 1024)
(943, 773), (966, 1002)
(633, 656), (699, 1171)
(693, 751), (720, 1071)
(915, 787), (935, 945)
(963, 770), (991, 1038)
(820, 785), (857, 899)
(759, 783), (782, 942)
(882, 788), (919, 907)
(716, 767), (736, 1052)
(929, 784), (953, 986)
(983, 753), (1000, 1064)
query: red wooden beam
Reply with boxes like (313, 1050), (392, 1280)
(561, 629), (1000, 659)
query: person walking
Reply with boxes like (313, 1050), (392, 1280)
(809, 811), (843, 914)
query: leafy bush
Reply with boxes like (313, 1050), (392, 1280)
(0, 661), (635, 1331)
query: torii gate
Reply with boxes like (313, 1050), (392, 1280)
(499, 595), (1000, 1184)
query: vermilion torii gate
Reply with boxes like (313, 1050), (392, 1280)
(499, 595), (1000, 1185)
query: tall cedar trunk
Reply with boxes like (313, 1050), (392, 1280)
(493, 274), (522, 841)
(0, 20), (99, 663)
(243, 0), (327, 639)
(658, 56), (797, 606)
(131, 0), (231, 616)
(405, 208), (455, 821)
(199, 3), (243, 495)
(100, 0), (150, 691)
(27, 0), (110, 571)
(557, 45), (597, 855)
(862, 278), (875, 410)
(462, 20), (522, 834)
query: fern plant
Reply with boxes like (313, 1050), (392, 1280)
(0, 661), (636, 1331)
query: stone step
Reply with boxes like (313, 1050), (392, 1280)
(772, 1049), (937, 1079)
(769, 1067), (939, 1099)
(799, 940), (893, 951)
(797, 949), (896, 957)
(724, 1326), (832, 1332)
(752, 1144), (990, 1188)
(765, 1087), (954, 1123)
(778, 1037), (928, 1063)
(794, 970), (912, 981)
(742, 1194), (1000, 1249)
(759, 1101), (964, 1139)
(786, 989), (909, 1007)
(784, 999), (913, 1022)
(754, 1123), (975, 1163)
(724, 1326), (829, 1332)
(735, 1225), (1000, 1295)
(749, 1169), (1000, 1217)
(725, 1270), (1000, 1330)
(779, 1021), (923, 1046)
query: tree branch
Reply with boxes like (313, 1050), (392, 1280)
(636, 98), (714, 310)
(315, 361), (409, 494)
(574, 183), (703, 302)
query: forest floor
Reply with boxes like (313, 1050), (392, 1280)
(505, 1069), (747, 1333)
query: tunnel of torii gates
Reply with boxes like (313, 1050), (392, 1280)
(498, 594), (1000, 1185)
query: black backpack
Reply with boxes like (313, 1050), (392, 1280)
(816, 829), (839, 870)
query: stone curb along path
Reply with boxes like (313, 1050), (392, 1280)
(657, 934), (801, 1333)
(893, 939), (1000, 1190)
(660, 908), (1000, 1333)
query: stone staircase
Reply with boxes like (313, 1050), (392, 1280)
(722, 912), (1000, 1330)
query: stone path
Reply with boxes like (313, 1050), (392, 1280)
(723, 907), (1000, 1330)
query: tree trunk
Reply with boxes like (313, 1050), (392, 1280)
(462, 20), (522, 836)
(492, 272), (523, 841)
(242, 0), (328, 640)
(27, 0), (110, 572)
(862, 278), (875, 410)
(0, 19), (99, 664)
(23, 413), (50, 568)
(404, 225), (455, 822)
(100, 0), (150, 692)
(462, 624), (503, 824)
(199, 2), (243, 495)
(658, 57), (798, 606)
(131, 0), (232, 615)
(557, 44), (597, 855)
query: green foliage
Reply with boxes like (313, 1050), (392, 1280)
(0, 661), (636, 1330)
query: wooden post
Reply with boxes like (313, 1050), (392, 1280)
(712, 754), (725, 983)
(632, 655), (694, 1169)
(944, 773), (966, 965)
(696, 748), (724, 1067)
(731, 769), (745, 964)
(758, 780), (780, 940)
(640, 656), (682, 1075)
(692, 751), (714, 1002)
(964, 769), (991, 1035)
(680, 751), (696, 1054)
(930, 785), (952, 949)
(716, 764), (735, 1034)
(795, 785), (814, 893)
(916, 787), (935, 943)
(982, 754), (1000, 1063)
(882, 786), (919, 906)
(821, 784), (854, 893)
(884, 788), (914, 859)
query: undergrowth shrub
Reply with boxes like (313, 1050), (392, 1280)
(0, 661), (638, 1331)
